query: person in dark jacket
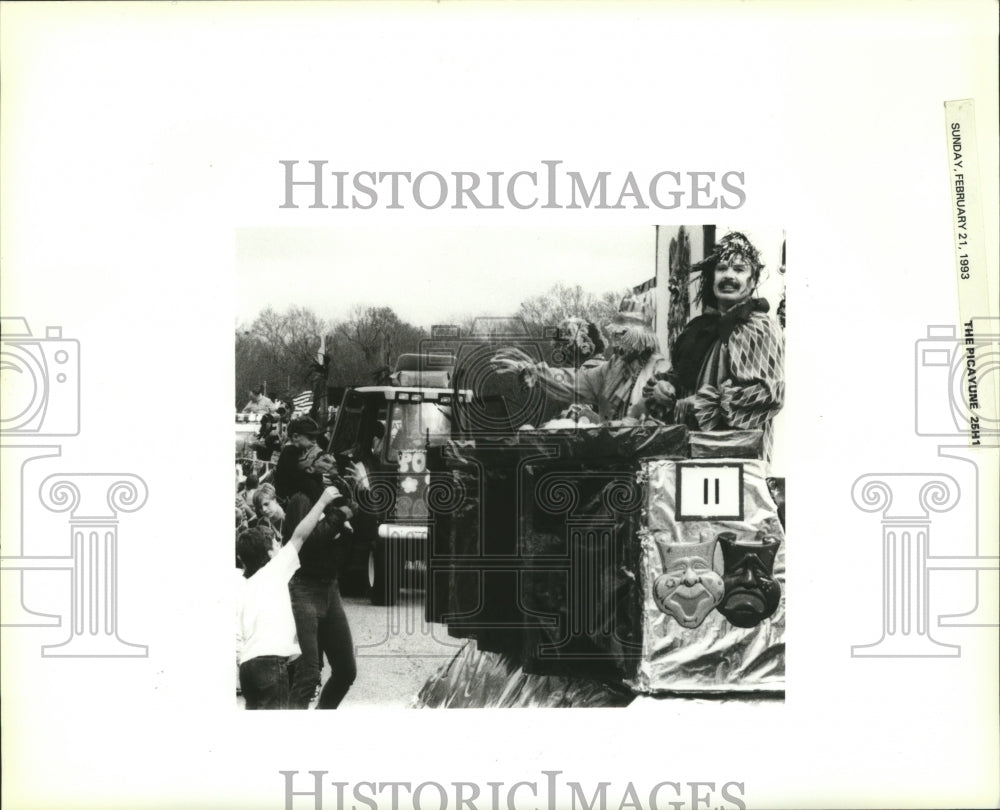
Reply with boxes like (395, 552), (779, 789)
(262, 448), (358, 710)
(273, 417), (324, 500)
(643, 231), (784, 463)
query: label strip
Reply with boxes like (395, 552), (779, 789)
(944, 99), (998, 446)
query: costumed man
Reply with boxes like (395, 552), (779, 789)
(645, 231), (784, 462)
(491, 309), (669, 424)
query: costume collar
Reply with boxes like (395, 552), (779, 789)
(703, 298), (770, 341)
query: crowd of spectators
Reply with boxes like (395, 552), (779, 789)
(234, 415), (360, 710)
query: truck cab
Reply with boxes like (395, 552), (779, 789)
(329, 384), (470, 604)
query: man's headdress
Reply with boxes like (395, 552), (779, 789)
(695, 231), (764, 309)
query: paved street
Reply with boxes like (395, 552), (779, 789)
(337, 587), (462, 708)
(236, 584), (461, 710)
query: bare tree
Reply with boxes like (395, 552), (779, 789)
(516, 283), (624, 334)
(336, 305), (428, 372)
(235, 306), (331, 406)
(337, 305), (401, 367)
(234, 304), (431, 396)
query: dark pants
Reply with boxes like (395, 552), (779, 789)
(239, 656), (290, 709)
(288, 578), (357, 709)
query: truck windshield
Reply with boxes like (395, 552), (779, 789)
(386, 402), (451, 454)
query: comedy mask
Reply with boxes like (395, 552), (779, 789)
(717, 530), (782, 628)
(652, 535), (725, 629)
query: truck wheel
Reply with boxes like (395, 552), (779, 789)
(368, 535), (399, 606)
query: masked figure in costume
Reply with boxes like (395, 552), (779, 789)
(645, 231), (784, 462)
(491, 309), (669, 424)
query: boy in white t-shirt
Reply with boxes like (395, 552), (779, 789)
(236, 486), (341, 709)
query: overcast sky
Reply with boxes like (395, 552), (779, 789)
(235, 225), (656, 329)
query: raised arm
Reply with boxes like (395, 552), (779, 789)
(286, 486), (340, 553)
(491, 347), (603, 410)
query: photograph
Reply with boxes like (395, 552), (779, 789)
(2, 3), (996, 809)
(233, 225), (787, 709)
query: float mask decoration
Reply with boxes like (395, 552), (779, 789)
(717, 530), (782, 628)
(651, 534), (724, 629)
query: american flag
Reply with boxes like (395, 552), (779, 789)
(291, 390), (313, 416)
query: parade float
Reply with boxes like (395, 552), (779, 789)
(414, 389), (785, 706)
(409, 226), (787, 706)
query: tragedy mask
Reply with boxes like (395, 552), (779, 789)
(717, 530), (782, 628)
